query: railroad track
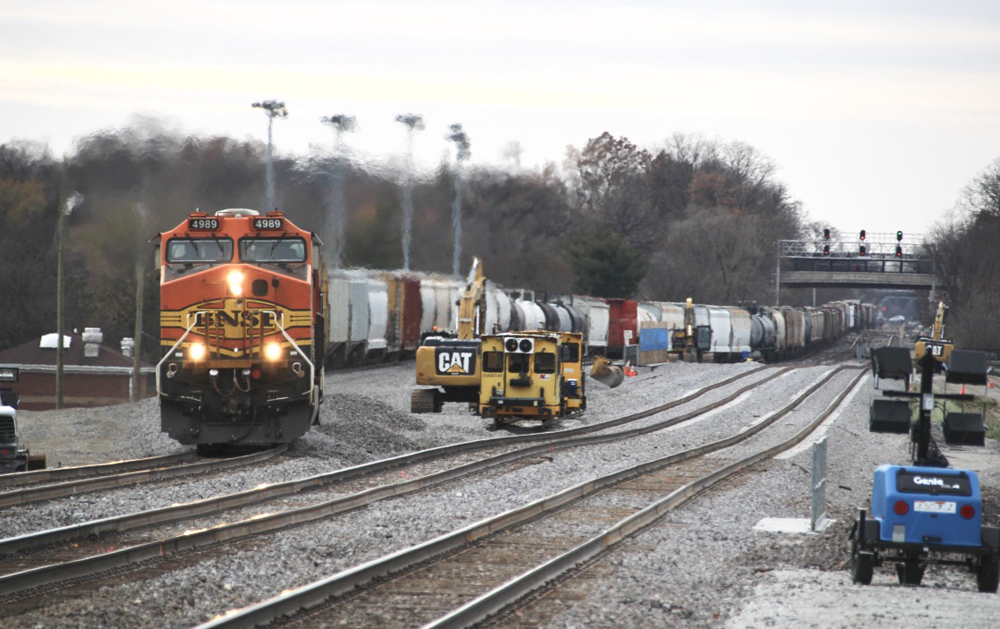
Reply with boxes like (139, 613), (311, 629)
(0, 365), (786, 587)
(0, 365), (776, 553)
(0, 446), (287, 507)
(193, 367), (866, 628)
(0, 364), (834, 618)
(0, 451), (198, 489)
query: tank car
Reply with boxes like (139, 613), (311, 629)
(156, 208), (325, 451)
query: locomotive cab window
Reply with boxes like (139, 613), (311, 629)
(240, 237), (308, 279)
(534, 352), (556, 374)
(240, 238), (306, 263)
(164, 238), (233, 281)
(166, 238), (233, 264)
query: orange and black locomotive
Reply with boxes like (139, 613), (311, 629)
(156, 208), (325, 451)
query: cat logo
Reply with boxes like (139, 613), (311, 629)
(437, 349), (476, 376)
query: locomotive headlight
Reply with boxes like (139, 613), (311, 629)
(227, 270), (244, 296)
(188, 342), (207, 362)
(264, 342), (282, 361)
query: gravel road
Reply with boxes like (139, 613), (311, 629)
(7, 352), (1000, 629)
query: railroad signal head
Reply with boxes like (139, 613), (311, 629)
(823, 228), (830, 240)
(859, 229), (866, 241)
(896, 244), (903, 257)
(896, 230), (903, 241)
(823, 244), (830, 255)
(859, 244), (867, 256)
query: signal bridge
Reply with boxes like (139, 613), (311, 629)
(777, 231), (936, 293)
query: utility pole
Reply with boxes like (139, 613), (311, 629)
(132, 203), (149, 402)
(56, 191), (83, 409)
(395, 113), (424, 271)
(252, 100), (288, 211)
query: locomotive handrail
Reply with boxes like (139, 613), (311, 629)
(259, 309), (316, 398)
(155, 319), (201, 397)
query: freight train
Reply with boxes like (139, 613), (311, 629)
(327, 265), (876, 365)
(156, 208), (326, 452)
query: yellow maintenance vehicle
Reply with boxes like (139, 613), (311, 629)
(411, 259), (487, 413)
(914, 301), (952, 364)
(670, 298), (712, 362)
(478, 331), (586, 425)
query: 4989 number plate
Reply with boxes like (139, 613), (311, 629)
(188, 218), (219, 230)
(253, 217), (284, 230)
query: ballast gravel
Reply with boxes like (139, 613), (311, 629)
(6, 349), (1000, 628)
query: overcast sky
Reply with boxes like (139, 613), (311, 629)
(2, 0), (999, 237)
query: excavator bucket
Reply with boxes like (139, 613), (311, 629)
(590, 355), (624, 388)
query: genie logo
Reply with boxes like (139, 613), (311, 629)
(437, 349), (476, 375)
(913, 476), (945, 487)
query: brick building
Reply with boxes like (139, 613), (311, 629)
(0, 329), (155, 410)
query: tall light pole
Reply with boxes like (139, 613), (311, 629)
(56, 191), (83, 409)
(446, 123), (471, 277)
(320, 114), (356, 269)
(252, 100), (288, 211)
(395, 113), (423, 271)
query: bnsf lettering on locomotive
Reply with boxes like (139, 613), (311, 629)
(438, 350), (474, 375)
(197, 310), (275, 327)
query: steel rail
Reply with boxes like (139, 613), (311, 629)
(0, 451), (198, 488)
(192, 366), (861, 629)
(0, 367), (774, 555)
(0, 446), (286, 508)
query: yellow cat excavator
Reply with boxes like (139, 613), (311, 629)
(411, 259), (487, 413)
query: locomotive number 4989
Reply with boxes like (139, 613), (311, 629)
(253, 217), (284, 230)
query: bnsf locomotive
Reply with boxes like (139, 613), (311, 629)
(156, 208), (325, 451)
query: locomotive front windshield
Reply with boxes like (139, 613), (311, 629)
(240, 238), (306, 263)
(166, 238), (233, 263)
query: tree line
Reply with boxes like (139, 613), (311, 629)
(1, 117), (992, 359)
(926, 158), (1000, 351)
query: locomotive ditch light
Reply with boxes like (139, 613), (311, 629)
(264, 342), (283, 361)
(188, 343), (207, 362)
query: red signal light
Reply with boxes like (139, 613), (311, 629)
(894, 500), (909, 516)
(823, 244), (830, 255)
(860, 229), (866, 241)
(896, 245), (903, 257)
(859, 245), (867, 256)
